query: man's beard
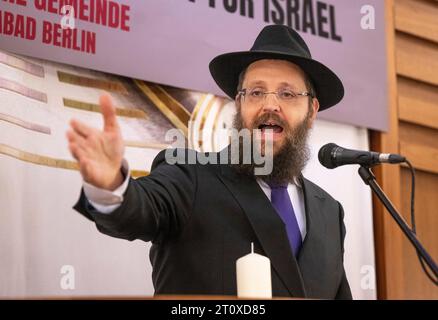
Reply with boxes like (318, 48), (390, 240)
(231, 107), (312, 185)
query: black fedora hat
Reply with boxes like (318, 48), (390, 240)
(209, 25), (344, 111)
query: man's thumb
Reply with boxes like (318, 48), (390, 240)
(100, 94), (118, 132)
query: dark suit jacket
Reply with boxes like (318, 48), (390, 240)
(74, 148), (352, 299)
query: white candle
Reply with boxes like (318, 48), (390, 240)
(236, 243), (272, 299)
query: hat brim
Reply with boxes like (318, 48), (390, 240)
(209, 51), (344, 111)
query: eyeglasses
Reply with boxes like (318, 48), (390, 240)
(238, 87), (314, 105)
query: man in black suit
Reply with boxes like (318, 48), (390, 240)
(67, 25), (352, 299)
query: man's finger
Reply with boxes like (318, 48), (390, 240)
(67, 129), (85, 145)
(69, 143), (86, 162)
(99, 94), (118, 132)
(67, 130), (92, 153)
(70, 119), (94, 138)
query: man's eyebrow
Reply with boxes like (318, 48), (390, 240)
(246, 80), (299, 89)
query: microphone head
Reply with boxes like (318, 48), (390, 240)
(318, 143), (339, 169)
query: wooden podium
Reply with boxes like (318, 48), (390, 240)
(61, 295), (299, 300)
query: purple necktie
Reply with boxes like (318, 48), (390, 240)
(268, 183), (302, 258)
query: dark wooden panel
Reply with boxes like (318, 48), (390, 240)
(400, 168), (438, 299)
(399, 121), (438, 174)
(399, 121), (438, 150)
(372, 0), (438, 299)
(370, 0), (405, 300)
(395, 0), (438, 44)
(398, 77), (438, 130)
(396, 32), (438, 86)
(400, 141), (438, 174)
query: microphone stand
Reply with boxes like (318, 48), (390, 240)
(358, 166), (438, 279)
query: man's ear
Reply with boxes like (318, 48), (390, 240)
(312, 98), (320, 115)
(234, 95), (241, 110)
(308, 98), (320, 127)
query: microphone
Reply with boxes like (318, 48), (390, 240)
(318, 143), (406, 169)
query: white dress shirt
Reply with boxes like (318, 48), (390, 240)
(83, 159), (130, 214)
(256, 179), (307, 241)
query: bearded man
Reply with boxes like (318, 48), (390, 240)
(68, 25), (352, 299)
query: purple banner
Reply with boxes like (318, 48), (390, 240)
(0, 0), (388, 130)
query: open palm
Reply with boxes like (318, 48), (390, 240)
(67, 94), (125, 190)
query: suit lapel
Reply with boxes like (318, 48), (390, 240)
(217, 163), (306, 297)
(297, 177), (328, 286)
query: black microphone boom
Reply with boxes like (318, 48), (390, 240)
(318, 143), (405, 169)
(318, 143), (438, 283)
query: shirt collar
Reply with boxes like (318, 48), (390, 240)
(257, 177), (302, 189)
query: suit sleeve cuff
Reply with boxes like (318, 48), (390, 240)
(82, 159), (130, 214)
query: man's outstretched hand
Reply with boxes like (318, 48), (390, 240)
(67, 94), (125, 190)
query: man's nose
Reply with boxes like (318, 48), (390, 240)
(261, 93), (280, 113)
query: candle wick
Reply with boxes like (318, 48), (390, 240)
(251, 242), (254, 254)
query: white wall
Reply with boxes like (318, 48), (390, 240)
(305, 119), (376, 299)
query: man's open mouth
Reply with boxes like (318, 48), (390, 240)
(257, 121), (284, 133)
